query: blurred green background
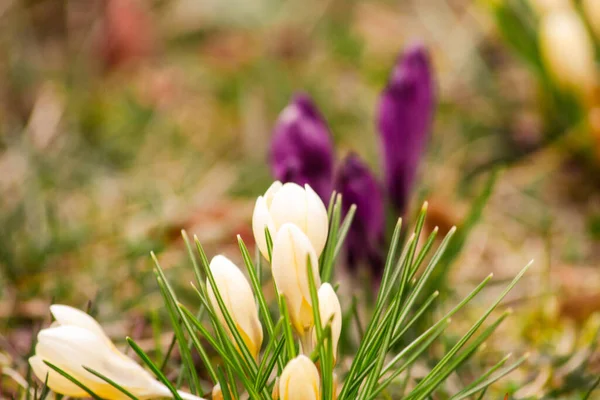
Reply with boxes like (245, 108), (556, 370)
(2, 0), (600, 397)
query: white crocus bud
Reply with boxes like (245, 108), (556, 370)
(272, 224), (321, 336)
(583, 0), (600, 40)
(279, 355), (320, 400)
(539, 9), (597, 101)
(252, 181), (328, 261)
(212, 383), (223, 400)
(207, 255), (263, 359)
(314, 283), (342, 363)
(29, 305), (203, 400)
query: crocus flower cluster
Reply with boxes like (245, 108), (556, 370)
(269, 44), (435, 275)
(253, 182), (342, 399)
(30, 181), (343, 400)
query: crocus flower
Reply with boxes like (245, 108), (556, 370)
(539, 8), (597, 101)
(270, 93), (335, 203)
(206, 255), (264, 359)
(278, 355), (321, 400)
(271, 223), (321, 336)
(313, 283), (342, 363)
(378, 43), (435, 214)
(335, 153), (385, 275)
(29, 305), (203, 400)
(252, 181), (329, 261)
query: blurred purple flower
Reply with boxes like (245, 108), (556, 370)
(336, 153), (385, 275)
(270, 94), (334, 202)
(378, 43), (435, 214)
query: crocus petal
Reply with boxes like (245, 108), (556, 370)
(252, 195), (276, 260)
(316, 283), (342, 362)
(378, 43), (434, 214)
(270, 93), (334, 203)
(269, 182), (328, 257)
(271, 224), (320, 335)
(50, 305), (112, 346)
(279, 355), (320, 400)
(29, 355), (88, 398)
(335, 153), (385, 275)
(207, 255), (263, 359)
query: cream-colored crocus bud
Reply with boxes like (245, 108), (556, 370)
(207, 255), (263, 359)
(279, 355), (320, 400)
(539, 9), (597, 101)
(212, 383), (223, 400)
(314, 283), (342, 363)
(29, 305), (204, 400)
(252, 181), (328, 261)
(272, 224), (321, 335)
(583, 0), (600, 39)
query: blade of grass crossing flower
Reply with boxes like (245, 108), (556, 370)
(37, 374), (50, 400)
(178, 303), (264, 399)
(155, 275), (202, 393)
(265, 227), (274, 262)
(333, 203), (356, 261)
(215, 367), (234, 400)
(307, 257), (333, 400)
(237, 235), (283, 370)
(42, 361), (102, 400)
(256, 318), (284, 384)
(126, 337), (183, 400)
(321, 193), (342, 281)
(194, 237), (259, 376)
(152, 254), (214, 387)
(256, 336), (286, 391)
(82, 367), (139, 400)
(450, 354), (529, 400)
(278, 295), (296, 361)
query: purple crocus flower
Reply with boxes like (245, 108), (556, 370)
(378, 43), (435, 214)
(336, 153), (385, 275)
(270, 93), (334, 202)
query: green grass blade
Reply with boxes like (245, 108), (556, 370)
(42, 361), (102, 400)
(82, 367), (139, 400)
(126, 337), (183, 400)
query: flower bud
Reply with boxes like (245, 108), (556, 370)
(271, 223), (321, 335)
(539, 9), (597, 101)
(279, 355), (320, 400)
(378, 43), (435, 214)
(583, 0), (600, 40)
(207, 255), (263, 359)
(270, 93), (334, 203)
(252, 181), (328, 261)
(314, 283), (342, 363)
(212, 384), (223, 400)
(29, 305), (203, 400)
(335, 153), (385, 275)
